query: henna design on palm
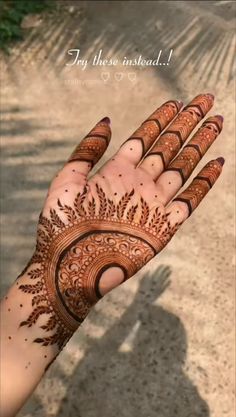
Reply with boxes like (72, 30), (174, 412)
(19, 185), (180, 349)
(17, 94), (224, 352)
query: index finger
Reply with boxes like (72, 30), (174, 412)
(116, 99), (183, 165)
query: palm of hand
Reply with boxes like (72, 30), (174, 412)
(18, 94), (223, 350)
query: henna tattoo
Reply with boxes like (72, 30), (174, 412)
(174, 159), (223, 215)
(165, 116), (223, 184)
(18, 186), (180, 350)
(145, 94), (214, 169)
(121, 100), (182, 157)
(15, 94), (223, 357)
(183, 94), (214, 117)
(68, 118), (111, 167)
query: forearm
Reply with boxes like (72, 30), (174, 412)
(0, 265), (122, 417)
(0, 95), (225, 417)
(0, 275), (59, 417)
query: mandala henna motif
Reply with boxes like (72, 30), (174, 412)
(18, 186), (180, 349)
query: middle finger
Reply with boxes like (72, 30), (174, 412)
(138, 93), (214, 180)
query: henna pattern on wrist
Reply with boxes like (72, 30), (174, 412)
(18, 186), (180, 350)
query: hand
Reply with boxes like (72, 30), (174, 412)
(18, 93), (224, 351)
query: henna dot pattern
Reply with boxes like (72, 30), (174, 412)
(18, 185), (181, 349)
(164, 115), (222, 185)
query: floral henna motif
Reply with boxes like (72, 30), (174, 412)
(18, 185), (180, 349)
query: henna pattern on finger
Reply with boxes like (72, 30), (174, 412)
(120, 100), (182, 157)
(18, 186), (181, 350)
(68, 118), (111, 167)
(173, 159), (223, 215)
(165, 116), (223, 184)
(182, 93), (214, 117)
(144, 94), (214, 170)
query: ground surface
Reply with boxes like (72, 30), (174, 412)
(0, 1), (235, 416)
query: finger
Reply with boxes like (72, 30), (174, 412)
(139, 93), (214, 180)
(49, 117), (111, 193)
(155, 115), (223, 205)
(166, 158), (224, 224)
(67, 116), (111, 173)
(116, 100), (183, 166)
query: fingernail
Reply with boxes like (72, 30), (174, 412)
(216, 157), (225, 166)
(216, 115), (224, 122)
(177, 100), (184, 109)
(206, 93), (215, 100)
(100, 117), (110, 125)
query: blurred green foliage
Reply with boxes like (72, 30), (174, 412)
(0, 0), (50, 52)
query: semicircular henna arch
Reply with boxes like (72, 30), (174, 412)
(18, 185), (181, 350)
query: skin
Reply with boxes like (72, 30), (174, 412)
(0, 93), (224, 417)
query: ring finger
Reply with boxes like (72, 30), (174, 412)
(154, 115), (223, 205)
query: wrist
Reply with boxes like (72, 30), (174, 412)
(14, 260), (83, 352)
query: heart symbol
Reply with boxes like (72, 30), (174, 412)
(115, 72), (124, 81)
(101, 72), (110, 82)
(128, 73), (136, 82)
